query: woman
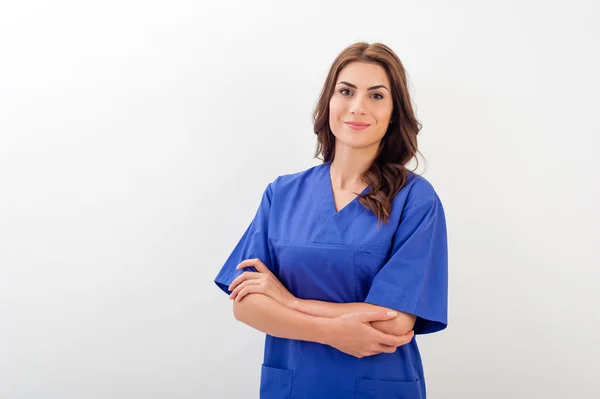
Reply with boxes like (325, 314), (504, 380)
(214, 42), (448, 399)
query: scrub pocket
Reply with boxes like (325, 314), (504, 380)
(356, 377), (422, 399)
(259, 364), (293, 399)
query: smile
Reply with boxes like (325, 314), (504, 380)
(344, 122), (371, 131)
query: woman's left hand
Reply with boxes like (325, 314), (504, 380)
(228, 258), (296, 306)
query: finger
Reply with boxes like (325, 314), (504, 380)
(229, 279), (261, 300)
(356, 310), (398, 323)
(377, 344), (398, 354)
(235, 259), (252, 270)
(228, 272), (260, 291)
(375, 329), (400, 347)
(236, 258), (271, 274)
(235, 285), (261, 302)
(378, 330), (414, 347)
(229, 280), (245, 300)
(398, 330), (415, 344)
(392, 330), (414, 345)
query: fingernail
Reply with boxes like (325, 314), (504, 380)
(387, 311), (397, 317)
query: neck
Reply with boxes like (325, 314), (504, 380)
(329, 143), (378, 190)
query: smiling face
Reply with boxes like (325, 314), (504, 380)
(328, 61), (394, 151)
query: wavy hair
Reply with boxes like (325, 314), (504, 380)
(313, 42), (424, 226)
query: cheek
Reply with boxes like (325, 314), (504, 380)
(376, 106), (393, 125)
(328, 100), (343, 122)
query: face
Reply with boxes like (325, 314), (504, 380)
(328, 61), (394, 151)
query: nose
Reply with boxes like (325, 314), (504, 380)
(349, 94), (366, 115)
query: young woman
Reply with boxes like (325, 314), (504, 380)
(214, 42), (448, 399)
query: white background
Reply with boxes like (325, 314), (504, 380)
(1, 1), (599, 398)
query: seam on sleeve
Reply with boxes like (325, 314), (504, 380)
(402, 195), (436, 214)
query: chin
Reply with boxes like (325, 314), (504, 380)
(336, 137), (378, 150)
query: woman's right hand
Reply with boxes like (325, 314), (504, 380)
(325, 311), (415, 358)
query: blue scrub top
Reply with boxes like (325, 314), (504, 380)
(214, 162), (448, 399)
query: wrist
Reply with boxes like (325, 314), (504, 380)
(288, 297), (303, 311)
(312, 316), (338, 346)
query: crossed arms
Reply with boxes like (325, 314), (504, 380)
(227, 258), (416, 358)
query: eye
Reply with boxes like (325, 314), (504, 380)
(340, 88), (352, 96)
(372, 93), (384, 100)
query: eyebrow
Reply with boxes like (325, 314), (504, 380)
(336, 81), (390, 92)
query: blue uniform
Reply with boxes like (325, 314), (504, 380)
(214, 162), (448, 399)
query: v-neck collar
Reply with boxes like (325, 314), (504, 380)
(324, 162), (371, 214)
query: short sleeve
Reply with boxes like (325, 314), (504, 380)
(364, 194), (448, 334)
(213, 182), (274, 295)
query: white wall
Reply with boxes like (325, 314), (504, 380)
(1, 1), (598, 398)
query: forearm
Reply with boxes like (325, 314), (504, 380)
(233, 293), (333, 344)
(290, 299), (416, 336)
(291, 298), (381, 318)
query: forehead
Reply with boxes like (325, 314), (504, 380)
(336, 62), (390, 87)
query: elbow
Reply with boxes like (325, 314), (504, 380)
(396, 312), (417, 335)
(394, 313), (417, 336)
(371, 311), (417, 337)
(232, 299), (246, 321)
(232, 294), (258, 322)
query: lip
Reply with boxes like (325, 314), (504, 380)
(344, 122), (371, 130)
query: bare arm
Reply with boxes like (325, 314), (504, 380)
(227, 259), (415, 347)
(290, 299), (416, 337)
(232, 293), (412, 358)
(232, 293), (332, 344)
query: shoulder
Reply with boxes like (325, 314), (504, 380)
(398, 170), (443, 210)
(392, 172), (447, 231)
(268, 162), (325, 193)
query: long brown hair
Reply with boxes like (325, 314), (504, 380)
(313, 42), (424, 226)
